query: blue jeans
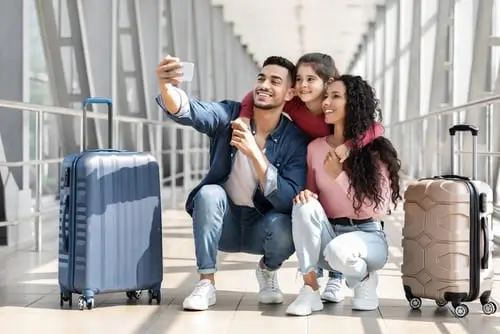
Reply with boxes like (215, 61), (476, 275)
(292, 199), (388, 288)
(191, 184), (295, 274)
(316, 268), (342, 279)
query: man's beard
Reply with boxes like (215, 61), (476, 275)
(254, 101), (279, 110)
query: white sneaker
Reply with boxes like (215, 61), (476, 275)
(255, 265), (283, 304)
(286, 285), (324, 316)
(352, 272), (379, 311)
(182, 279), (216, 311)
(321, 278), (344, 303)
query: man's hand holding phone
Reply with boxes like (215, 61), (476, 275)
(155, 55), (195, 114)
(156, 56), (195, 90)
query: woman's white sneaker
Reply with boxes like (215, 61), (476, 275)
(182, 279), (216, 311)
(352, 272), (379, 311)
(286, 285), (324, 316)
(321, 278), (345, 303)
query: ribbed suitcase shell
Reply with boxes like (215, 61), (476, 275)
(57, 150), (163, 308)
(402, 177), (495, 313)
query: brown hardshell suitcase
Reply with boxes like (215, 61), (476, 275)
(402, 125), (496, 318)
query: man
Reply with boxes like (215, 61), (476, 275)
(155, 55), (308, 311)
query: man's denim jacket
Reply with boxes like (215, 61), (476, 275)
(155, 90), (308, 216)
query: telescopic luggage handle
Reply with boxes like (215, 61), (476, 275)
(449, 124), (478, 179)
(81, 97), (113, 151)
(448, 124), (491, 270)
(449, 124), (479, 136)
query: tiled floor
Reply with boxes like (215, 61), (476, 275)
(1, 209), (500, 334)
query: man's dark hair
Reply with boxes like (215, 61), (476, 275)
(262, 56), (296, 84)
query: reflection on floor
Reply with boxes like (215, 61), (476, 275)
(1, 209), (500, 334)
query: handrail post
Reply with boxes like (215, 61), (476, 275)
(486, 104), (493, 184)
(436, 115), (441, 174)
(170, 123), (177, 208)
(34, 110), (44, 253)
(136, 123), (144, 152)
(155, 120), (163, 187)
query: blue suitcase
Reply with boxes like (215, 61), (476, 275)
(58, 98), (163, 310)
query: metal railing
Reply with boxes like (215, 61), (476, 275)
(0, 99), (210, 252)
(387, 94), (500, 211)
(7, 93), (500, 253)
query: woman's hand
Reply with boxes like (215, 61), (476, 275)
(334, 144), (350, 163)
(324, 150), (343, 179)
(293, 189), (318, 204)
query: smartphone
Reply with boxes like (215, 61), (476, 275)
(178, 62), (194, 82)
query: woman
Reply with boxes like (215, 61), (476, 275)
(285, 75), (402, 316)
(239, 53), (384, 302)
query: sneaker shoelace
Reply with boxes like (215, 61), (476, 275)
(191, 281), (211, 297)
(325, 279), (342, 291)
(355, 280), (371, 299)
(262, 270), (278, 291)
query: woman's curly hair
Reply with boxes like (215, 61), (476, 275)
(334, 74), (402, 212)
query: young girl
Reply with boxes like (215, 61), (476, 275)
(237, 53), (384, 303)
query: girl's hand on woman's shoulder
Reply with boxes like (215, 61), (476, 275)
(234, 117), (251, 130)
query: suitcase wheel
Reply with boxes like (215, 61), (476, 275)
(78, 295), (94, 311)
(454, 304), (469, 318)
(126, 290), (142, 300)
(409, 297), (422, 310)
(482, 301), (497, 315)
(435, 299), (447, 307)
(148, 289), (161, 305)
(59, 292), (73, 308)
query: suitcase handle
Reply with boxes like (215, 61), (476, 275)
(61, 194), (70, 252)
(482, 217), (489, 269)
(448, 124), (479, 136)
(449, 124), (478, 179)
(433, 174), (470, 181)
(82, 97), (113, 151)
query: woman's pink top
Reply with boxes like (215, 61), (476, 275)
(307, 137), (390, 219)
